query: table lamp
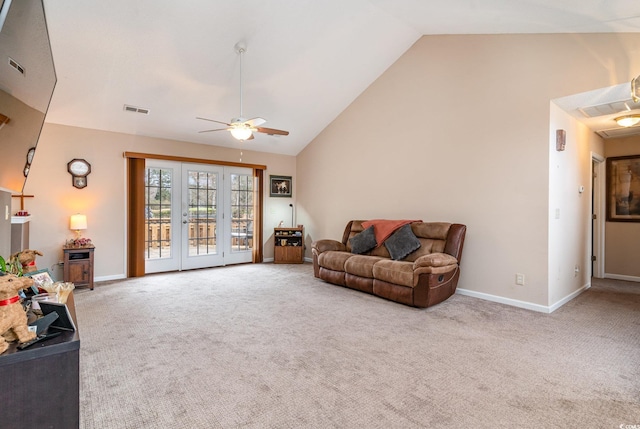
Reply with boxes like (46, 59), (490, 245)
(70, 214), (87, 238)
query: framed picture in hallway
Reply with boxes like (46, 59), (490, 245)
(270, 175), (292, 197)
(606, 155), (640, 222)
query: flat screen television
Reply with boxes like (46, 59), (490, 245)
(0, 0), (56, 193)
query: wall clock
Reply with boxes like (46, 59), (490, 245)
(23, 147), (36, 177)
(67, 158), (91, 189)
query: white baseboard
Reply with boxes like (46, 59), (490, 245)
(456, 283), (590, 314)
(456, 288), (551, 313)
(263, 257), (311, 263)
(95, 274), (126, 282)
(604, 273), (640, 283)
(548, 283), (590, 313)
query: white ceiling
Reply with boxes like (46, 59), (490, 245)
(42, 0), (640, 156)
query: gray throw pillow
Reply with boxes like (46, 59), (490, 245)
(384, 224), (421, 260)
(349, 226), (377, 254)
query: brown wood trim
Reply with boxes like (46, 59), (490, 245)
(125, 154), (265, 273)
(123, 152), (266, 171)
(253, 169), (264, 263)
(127, 157), (146, 277)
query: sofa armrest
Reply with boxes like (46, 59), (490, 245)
(312, 239), (347, 254)
(413, 253), (458, 269)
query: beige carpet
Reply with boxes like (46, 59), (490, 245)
(73, 263), (640, 428)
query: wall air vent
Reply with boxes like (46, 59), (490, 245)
(123, 104), (150, 115)
(8, 57), (24, 75)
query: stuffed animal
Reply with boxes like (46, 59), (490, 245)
(0, 272), (36, 354)
(9, 249), (43, 274)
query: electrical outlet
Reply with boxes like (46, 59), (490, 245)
(516, 273), (525, 285)
(574, 265), (580, 277)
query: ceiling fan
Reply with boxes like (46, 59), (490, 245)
(197, 42), (289, 141)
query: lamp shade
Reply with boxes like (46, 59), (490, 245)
(70, 214), (87, 231)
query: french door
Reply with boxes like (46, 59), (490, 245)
(144, 160), (254, 274)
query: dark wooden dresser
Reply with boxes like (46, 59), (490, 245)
(0, 294), (80, 428)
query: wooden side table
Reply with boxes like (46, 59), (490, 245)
(274, 226), (304, 264)
(63, 245), (95, 290)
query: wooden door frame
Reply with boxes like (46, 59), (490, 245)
(125, 152), (266, 277)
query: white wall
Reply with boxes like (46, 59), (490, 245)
(18, 123), (296, 280)
(548, 102), (605, 308)
(0, 190), (11, 258)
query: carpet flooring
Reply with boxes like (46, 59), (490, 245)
(73, 263), (640, 428)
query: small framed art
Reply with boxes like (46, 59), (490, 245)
(270, 175), (292, 198)
(24, 268), (55, 288)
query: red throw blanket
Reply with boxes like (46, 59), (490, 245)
(361, 219), (421, 247)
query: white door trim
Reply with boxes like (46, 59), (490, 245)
(591, 152), (605, 278)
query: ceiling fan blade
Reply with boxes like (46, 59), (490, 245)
(256, 127), (289, 136)
(196, 117), (231, 126)
(198, 128), (230, 133)
(245, 117), (267, 127)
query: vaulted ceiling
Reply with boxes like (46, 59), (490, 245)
(42, 0), (640, 156)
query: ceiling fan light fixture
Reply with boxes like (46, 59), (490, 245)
(614, 114), (640, 127)
(230, 127), (253, 141)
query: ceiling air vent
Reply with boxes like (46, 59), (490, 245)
(579, 99), (640, 118)
(596, 125), (640, 139)
(8, 57), (25, 75)
(123, 104), (149, 115)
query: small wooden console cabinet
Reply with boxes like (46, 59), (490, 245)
(63, 245), (95, 290)
(0, 294), (80, 428)
(274, 226), (304, 264)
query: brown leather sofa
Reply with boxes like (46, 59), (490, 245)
(312, 220), (466, 308)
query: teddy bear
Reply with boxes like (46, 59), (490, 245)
(9, 249), (44, 274)
(0, 272), (37, 354)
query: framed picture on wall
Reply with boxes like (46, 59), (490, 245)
(606, 155), (640, 222)
(270, 175), (292, 198)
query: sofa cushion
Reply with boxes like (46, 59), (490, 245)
(318, 251), (353, 272)
(345, 255), (386, 278)
(372, 259), (415, 287)
(391, 223), (450, 262)
(413, 252), (458, 268)
(349, 225), (377, 254)
(384, 224), (421, 260)
(361, 219), (419, 247)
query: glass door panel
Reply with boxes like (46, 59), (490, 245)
(181, 165), (223, 270)
(224, 168), (254, 264)
(144, 162), (180, 273)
